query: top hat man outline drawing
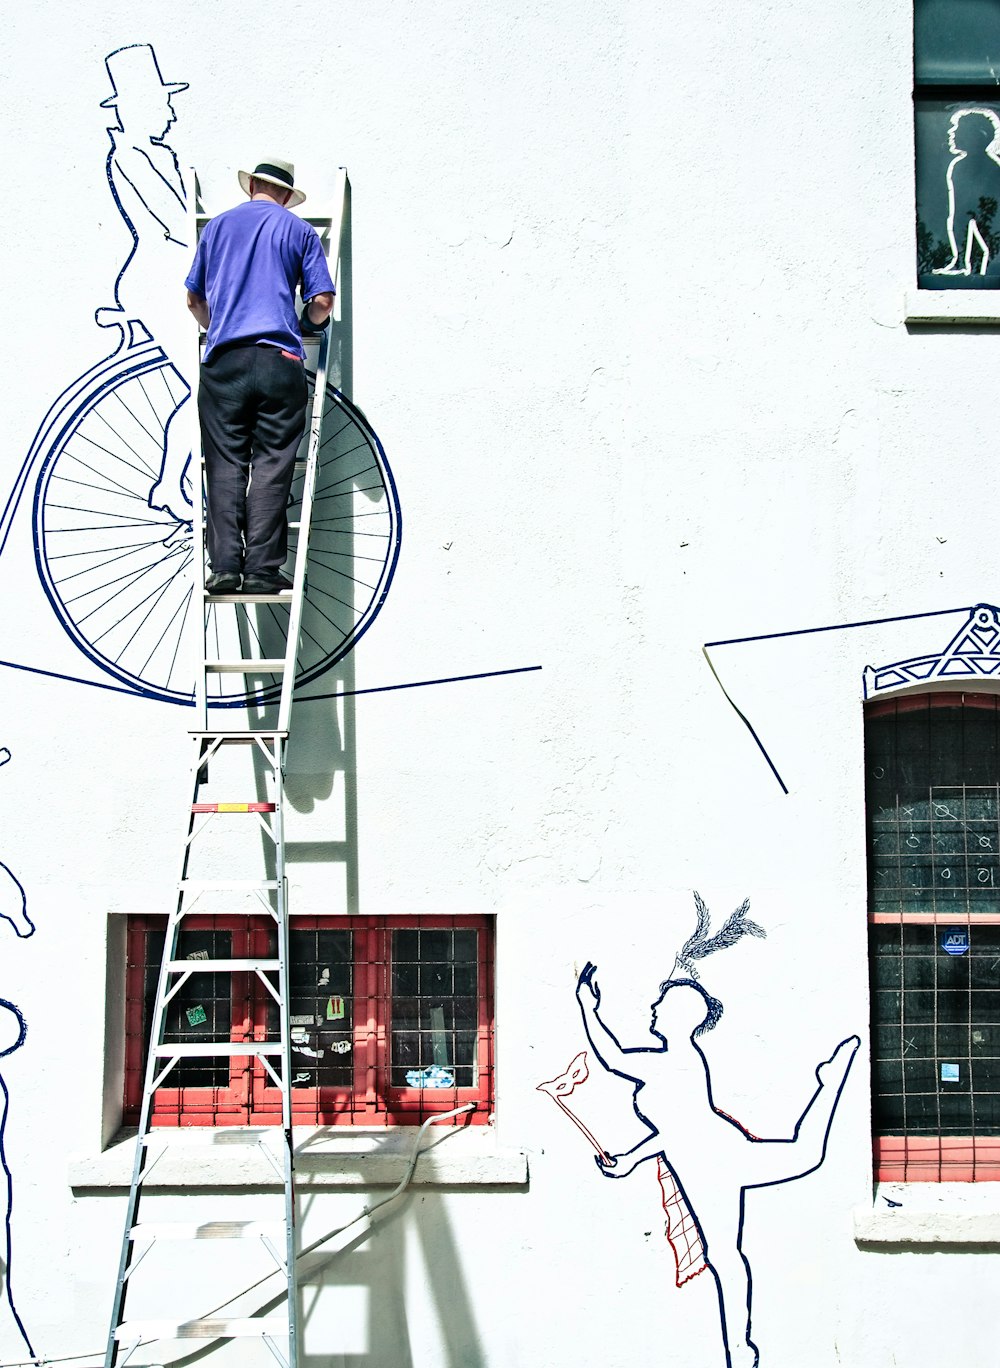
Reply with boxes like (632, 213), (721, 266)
(96, 44), (194, 524)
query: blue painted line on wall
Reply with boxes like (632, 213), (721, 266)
(0, 655), (542, 704)
(0, 999), (33, 1358)
(703, 604), (973, 792)
(298, 663), (542, 702)
(705, 603), (970, 649)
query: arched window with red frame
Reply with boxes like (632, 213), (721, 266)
(867, 691), (1000, 1180)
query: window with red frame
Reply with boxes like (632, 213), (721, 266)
(124, 915), (494, 1127)
(867, 692), (1000, 1181)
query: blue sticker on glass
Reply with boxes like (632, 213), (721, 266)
(942, 1062), (960, 1082)
(941, 927), (970, 956)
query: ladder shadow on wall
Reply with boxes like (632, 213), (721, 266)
(294, 1185), (487, 1368)
(245, 188), (361, 914)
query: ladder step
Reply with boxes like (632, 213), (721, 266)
(206, 591), (294, 603)
(153, 1042), (283, 1058)
(178, 880), (280, 891)
(130, 1220), (284, 1242)
(166, 959), (280, 973)
(191, 802), (276, 813)
(206, 659), (287, 672)
(117, 1317), (288, 1342)
(188, 731), (288, 741)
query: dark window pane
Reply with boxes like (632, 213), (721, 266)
(915, 0), (1000, 84)
(145, 926), (234, 1089)
(287, 927), (354, 1088)
(916, 99), (1000, 287)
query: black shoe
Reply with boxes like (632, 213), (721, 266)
(206, 572), (241, 594)
(241, 573), (293, 595)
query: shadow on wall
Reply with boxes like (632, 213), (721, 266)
(297, 1192), (487, 1368)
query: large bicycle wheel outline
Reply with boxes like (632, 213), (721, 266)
(31, 342), (401, 706)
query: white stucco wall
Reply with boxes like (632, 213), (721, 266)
(2, 2), (998, 1366)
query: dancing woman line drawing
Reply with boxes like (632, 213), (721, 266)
(0, 1001), (32, 1359)
(563, 894), (858, 1368)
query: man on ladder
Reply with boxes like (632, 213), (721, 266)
(185, 157), (334, 595)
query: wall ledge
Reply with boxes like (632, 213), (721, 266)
(855, 1183), (1000, 1245)
(70, 1124), (528, 1192)
(904, 289), (1000, 324)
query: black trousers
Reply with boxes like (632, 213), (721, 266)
(198, 343), (308, 576)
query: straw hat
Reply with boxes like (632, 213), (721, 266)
(238, 159), (306, 209)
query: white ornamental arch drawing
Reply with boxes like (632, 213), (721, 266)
(0, 44), (400, 708)
(862, 603), (1000, 699)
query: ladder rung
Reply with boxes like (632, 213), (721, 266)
(152, 1042), (283, 1058)
(178, 879), (280, 891)
(206, 659), (287, 672)
(166, 959), (280, 973)
(191, 802), (276, 813)
(117, 1317), (288, 1341)
(130, 1220), (284, 1241)
(207, 591), (294, 603)
(188, 731), (288, 741)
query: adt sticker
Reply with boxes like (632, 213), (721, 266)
(941, 927), (970, 956)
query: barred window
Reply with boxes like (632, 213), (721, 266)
(867, 692), (1000, 1179)
(124, 915), (494, 1126)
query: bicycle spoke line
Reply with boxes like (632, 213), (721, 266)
(311, 511), (390, 526)
(312, 489), (373, 507)
(314, 462), (378, 496)
(298, 552), (375, 591)
(108, 383), (166, 454)
(59, 442), (152, 500)
(71, 424), (163, 485)
(64, 541), (185, 612)
(49, 471), (157, 508)
(43, 504), (181, 534)
(73, 548), (185, 627)
(47, 535), (183, 564)
(89, 557), (190, 654)
(294, 616), (328, 663)
(297, 580), (356, 622)
(47, 539), (168, 588)
(139, 578), (192, 681)
(321, 439), (371, 464)
(92, 401), (161, 481)
(317, 417), (353, 450)
(135, 368), (178, 435)
(299, 546), (387, 567)
(108, 559), (192, 674)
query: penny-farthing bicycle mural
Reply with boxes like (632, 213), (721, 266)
(1, 43), (400, 709)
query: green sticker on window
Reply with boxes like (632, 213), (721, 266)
(186, 1004), (208, 1027)
(326, 996), (344, 1020)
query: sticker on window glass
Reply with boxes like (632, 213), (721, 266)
(941, 927), (970, 956)
(326, 995), (344, 1020)
(185, 1004), (207, 1027)
(941, 1062), (961, 1082)
(406, 1066), (455, 1089)
(330, 1040), (352, 1054)
(186, 949), (209, 961)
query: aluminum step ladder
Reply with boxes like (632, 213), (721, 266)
(104, 171), (349, 1368)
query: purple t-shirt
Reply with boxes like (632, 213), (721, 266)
(185, 199), (335, 361)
